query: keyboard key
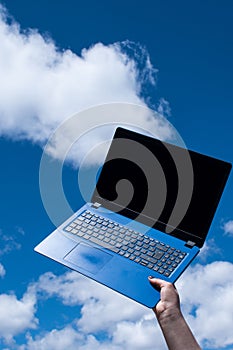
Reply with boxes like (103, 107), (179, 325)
(149, 246), (156, 252)
(73, 219), (82, 225)
(97, 234), (104, 240)
(147, 251), (154, 257)
(156, 244), (168, 252)
(142, 244), (149, 249)
(129, 255), (136, 261)
(153, 250), (164, 260)
(158, 268), (165, 274)
(115, 242), (122, 248)
(179, 254), (186, 259)
(164, 271), (171, 277)
(141, 254), (157, 265)
(76, 231), (84, 237)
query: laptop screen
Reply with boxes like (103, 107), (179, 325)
(92, 127), (231, 247)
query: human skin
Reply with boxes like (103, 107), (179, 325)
(148, 277), (201, 350)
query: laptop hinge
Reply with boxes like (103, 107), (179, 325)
(91, 202), (102, 209)
(185, 240), (196, 248)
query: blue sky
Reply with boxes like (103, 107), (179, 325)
(0, 1), (233, 349)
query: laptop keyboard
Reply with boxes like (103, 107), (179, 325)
(64, 210), (186, 277)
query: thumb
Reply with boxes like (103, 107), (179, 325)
(148, 276), (165, 290)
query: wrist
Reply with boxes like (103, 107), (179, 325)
(156, 307), (183, 326)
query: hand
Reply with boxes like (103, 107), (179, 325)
(148, 277), (181, 322)
(148, 277), (201, 350)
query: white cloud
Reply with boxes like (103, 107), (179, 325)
(2, 261), (232, 349)
(0, 5), (163, 144)
(0, 263), (6, 278)
(34, 271), (167, 350)
(20, 327), (97, 350)
(0, 287), (38, 342)
(20, 327), (123, 350)
(112, 317), (167, 350)
(17, 273), (165, 350)
(38, 263), (233, 349)
(21, 320), (166, 350)
(37, 271), (148, 333)
(197, 238), (222, 262)
(177, 261), (233, 348)
(222, 220), (233, 237)
(0, 229), (21, 256)
(35, 262), (233, 350)
(0, 4), (180, 169)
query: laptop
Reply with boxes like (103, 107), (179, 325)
(35, 127), (231, 308)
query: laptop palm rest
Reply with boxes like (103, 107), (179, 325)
(64, 243), (113, 275)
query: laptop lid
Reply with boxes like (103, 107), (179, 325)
(92, 127), (231, 248)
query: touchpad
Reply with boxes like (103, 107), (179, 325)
(64, 243), (112, 274)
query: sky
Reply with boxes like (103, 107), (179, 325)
(0, 1), (233, 349)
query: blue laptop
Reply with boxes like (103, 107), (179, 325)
(35, 127), (231, 308)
